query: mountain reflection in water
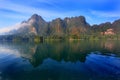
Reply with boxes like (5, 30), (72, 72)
(0, 40), (120, 80)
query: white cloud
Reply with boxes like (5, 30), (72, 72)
(0, 1), (64, 19)
(0, 23), (21, 34)
(1, 14), (29, 19)
(91, 10), (120, 18)
(0, 1), (83, 20)
(37, 0), (56, 4)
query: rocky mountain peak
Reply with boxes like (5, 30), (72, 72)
(28, 14), (45, 23)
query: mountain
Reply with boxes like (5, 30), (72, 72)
(9, 14), (90, 37)
(4, 14), (120, 40)
(91, 19), (120, 35)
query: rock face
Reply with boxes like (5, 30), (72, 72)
(9, 14), (120, 37)
(28, 14), (48, 36)
(112, 19), (120, 34)
(49, 18), (66, 36)
(104, 29), (115, 35)
(64, 16), (90, 35)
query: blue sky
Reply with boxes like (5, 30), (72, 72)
(0, 0), (120, 33)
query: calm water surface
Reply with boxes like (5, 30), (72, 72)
(0, 40), (120, 80)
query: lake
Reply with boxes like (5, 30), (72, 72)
(0, 40), (120, 80)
